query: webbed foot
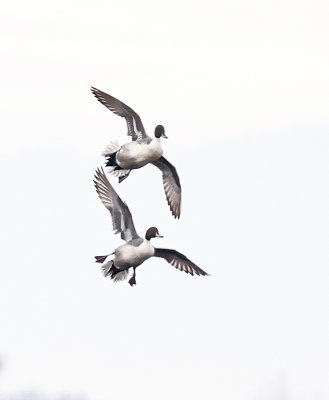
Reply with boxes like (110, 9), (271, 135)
(128, 276), (136, 286)
(95, 255), (109, 263)
(119, 175), (129, 183)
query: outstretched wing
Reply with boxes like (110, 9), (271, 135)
(94, 167), (140, 242)
(154, 248), (208, 276)
(90, 87), (150, 142)
(151, 156), (181, 219)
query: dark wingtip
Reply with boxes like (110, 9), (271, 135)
(194, 265), (209, 277)
(90, 87), (103, 100)
(168, 200), (181, 220)
(173, 211), (180, 219)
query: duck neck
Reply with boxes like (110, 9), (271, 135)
(151, 137), (163, 151)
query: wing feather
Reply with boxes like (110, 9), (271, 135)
(94, 167), (140, 242)
(154, 248), (208, 276)
(151, 156), (181, 218)
(90, 87), (150, 142)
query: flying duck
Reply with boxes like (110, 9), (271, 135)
(90, 87), (182, 219)
(93, 167), (208, 286)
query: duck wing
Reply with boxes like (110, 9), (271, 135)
(94, 167), (140, 242)
(154, 248), (208, 276)
(90, 87), (150, 142)
(151, 156), (181, 219)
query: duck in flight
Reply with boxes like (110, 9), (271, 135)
(90, 87), (181, 219)
(93, 168), (208, 286)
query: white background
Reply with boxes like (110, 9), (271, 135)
(0, 1), (329, 399)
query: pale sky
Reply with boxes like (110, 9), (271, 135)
(1, 1), (329, 399)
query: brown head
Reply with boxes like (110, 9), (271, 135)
(145, 227), (164, 241)
(154, 125), (168, 139)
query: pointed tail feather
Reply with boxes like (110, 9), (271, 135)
(105, 153), (119, 167)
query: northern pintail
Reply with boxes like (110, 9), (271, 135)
(93, 168), (208, 286)
(90, 87), (181, 219)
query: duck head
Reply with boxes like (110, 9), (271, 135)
(145, 227), (164, 241)
(154, 125), (168, 139)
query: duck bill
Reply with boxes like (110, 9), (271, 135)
(155, 233), (164, 238)
(161, 133), (168, 139)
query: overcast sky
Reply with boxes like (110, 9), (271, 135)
(1, 1), (329, 399)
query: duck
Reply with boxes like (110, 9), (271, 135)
(93, 167), (208, 286)
(90, 87), (182, 219)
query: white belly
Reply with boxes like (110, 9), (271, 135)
(114, 241), (154, 268)
(117, 139), (163, 169)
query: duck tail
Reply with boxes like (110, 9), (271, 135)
(102, 141), (120, 157)
(104, 153), (119, 168)
(102, 141), (121, 168)
(102, 141), (131, 181)
(101, 261), (129, 282)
